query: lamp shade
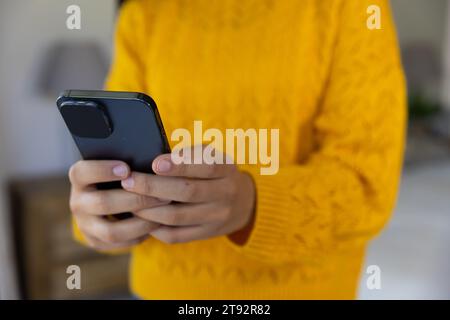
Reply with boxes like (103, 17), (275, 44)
(39, 41), (108, 97)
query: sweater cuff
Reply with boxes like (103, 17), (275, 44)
(224, 165), (293, 263)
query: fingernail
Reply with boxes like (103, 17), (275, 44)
(113, 165), (128, 177)
(156, 159), (171, 172)
(122, 177), (134, 188)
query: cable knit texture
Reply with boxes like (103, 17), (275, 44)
(73, 0), (406, 299)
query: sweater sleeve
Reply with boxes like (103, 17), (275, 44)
(72, 0), (149, 249)
(225, 0), (407, 265)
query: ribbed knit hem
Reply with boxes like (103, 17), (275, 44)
(223, 165), (293, 263)
(129, 243), (363, 300)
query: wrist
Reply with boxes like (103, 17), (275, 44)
(228, 172), (256, 246)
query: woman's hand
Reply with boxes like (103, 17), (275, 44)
(68, 160), (167, 251)
(121, 151), (256, 244)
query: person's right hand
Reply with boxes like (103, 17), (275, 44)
(68, 160), (167, 251)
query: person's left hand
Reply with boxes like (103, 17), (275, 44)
(120, 148), (256, 244)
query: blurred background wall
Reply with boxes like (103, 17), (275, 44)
(0, 0), (449, 299)
(0, 0), (116, 299)
(393, 0), (448, 60)
(363, 0), (450, 299)
(393, 0), (449, 107)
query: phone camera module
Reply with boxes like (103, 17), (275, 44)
(60, 101), (113, 139)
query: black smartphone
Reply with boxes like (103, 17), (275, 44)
(56, 90), (171, 219)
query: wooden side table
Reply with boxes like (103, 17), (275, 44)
(9, 175), (130, 299)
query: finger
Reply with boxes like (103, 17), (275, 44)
(135, 202), (221, 226)
(69, 160), (130, 189)
(122, 172), (231, 203)
(83, 233), (149, 251)
(77, 215), (160, 244)
(72, 189), (169, 216)
(152, 152), (236, 179)
(150, 225), (214, 244)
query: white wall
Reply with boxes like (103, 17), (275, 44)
(0, 0), (116, 299)
(443, 2), (450, 108)
(391, 0), (448, 55)
(391, 0), (450, 109)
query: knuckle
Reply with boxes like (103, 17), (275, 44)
(97, 225), (118, 243)
(161, 232), (180, 244)
(84, 237), (98, 249)
(166, 212), (182, 226)
(90, 193), (109, 214)
(183, 181), (198, 201)
(135, 195), (149, 210)
(69, 196), (81, 214)
(141, 176), (153, 195)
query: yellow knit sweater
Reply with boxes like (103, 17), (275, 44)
(75, 0), (406, 299)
